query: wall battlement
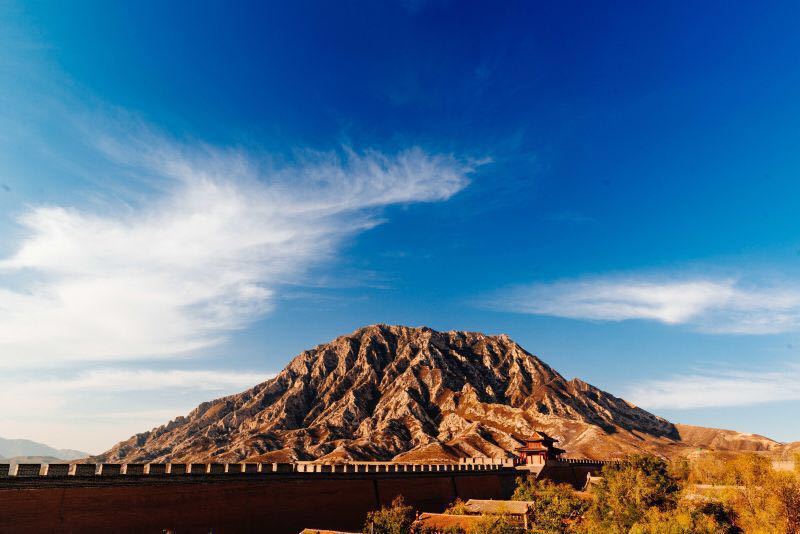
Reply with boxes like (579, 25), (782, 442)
(0, 456), (611, 482)
(559, 458), (616, 465)
(0, 459), (515, 480)
(0, 457), (612, 532)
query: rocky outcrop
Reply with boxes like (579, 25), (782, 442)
(95, 325), (776, 463)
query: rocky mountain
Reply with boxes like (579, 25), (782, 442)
(95, 325), (779, 464)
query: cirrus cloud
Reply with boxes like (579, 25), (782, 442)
(0, 135), (477, 367)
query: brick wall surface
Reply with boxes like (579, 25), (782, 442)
(0, 471), (517, 533)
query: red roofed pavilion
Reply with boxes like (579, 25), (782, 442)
(515, 431), (566, 465)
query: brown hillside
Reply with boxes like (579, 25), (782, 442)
(675, 424), (780, 453)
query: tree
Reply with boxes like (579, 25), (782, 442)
(769, 472), (800, 534)
(686, 452), (738, 486)
(628, 500), (739, 534)
(583, 455), (680, 533)
(725, 455), (800, 534)
(364, 495), (415, 534)
(513, 477), (589, 533)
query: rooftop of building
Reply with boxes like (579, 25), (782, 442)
(464, 499), (533, 516)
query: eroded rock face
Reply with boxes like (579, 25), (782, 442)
(94, 325), (758, 464)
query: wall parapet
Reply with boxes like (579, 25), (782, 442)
(0, 456), (619, 481)
(0, 458), (522, 480)
(559, 458), (617, 465)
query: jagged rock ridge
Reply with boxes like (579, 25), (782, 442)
(95, 325), (773, 464)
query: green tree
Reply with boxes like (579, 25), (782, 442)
(364, 495), (415, 534)
(584, 455), (679, 533)
(629, 500), (739, 534)
(513, 477), (589, 533)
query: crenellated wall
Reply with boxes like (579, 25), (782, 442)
(0, 465), (519, 533)
(0, 459), (514, 479)
(0, 457), (606, 532)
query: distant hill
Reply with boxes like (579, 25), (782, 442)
(95, 324), (787, 464)
(0, 437), (88, 461)
(675, 424), (781, 453)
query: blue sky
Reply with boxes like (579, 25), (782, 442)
(2, 1), (800, 452)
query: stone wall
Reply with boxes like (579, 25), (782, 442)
(0, 469), (518, 533)
(0, 457), (605, 531)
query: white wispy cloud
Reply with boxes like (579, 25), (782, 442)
(484, 274), (800, 334)
(0, 368), (267, 417)
(0, 368), (269, 453)
(626, 365), (800, 409)
(0, 135), (475, 366)
(9, 368), (268, 394)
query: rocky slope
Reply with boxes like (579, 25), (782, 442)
(95, 325), (778, 464)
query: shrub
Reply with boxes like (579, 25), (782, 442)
(629, 500), (739, 534)
(727, 459), (800, 534)
(769, 471), (800, 534)
(681, 452), (800, 533)
(364, 495), (415, 534)
(465, 514), (516, 534)
(583, 454), (679, 533)
(513, 477), (589, 533)
(667, 456), (691, 483)
(686, 453), (737, 486)
(445, 498), (470, 515)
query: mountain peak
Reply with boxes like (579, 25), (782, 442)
(97, 326), (693, 464)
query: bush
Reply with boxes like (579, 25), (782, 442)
(629, 500), (739, 534)
(671, 452), (800, 533)
(465, 514), (516, 534)
(364, 495), (415, 534)
(667, 456), (691, 483)
(686, 453), (738, 486)
(769, 471), (800, 534)
(513, 477), (589, 533)
(445, 498), (470, 515)
(583, 455), (679, 533)
(726, 457), (800, 534)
